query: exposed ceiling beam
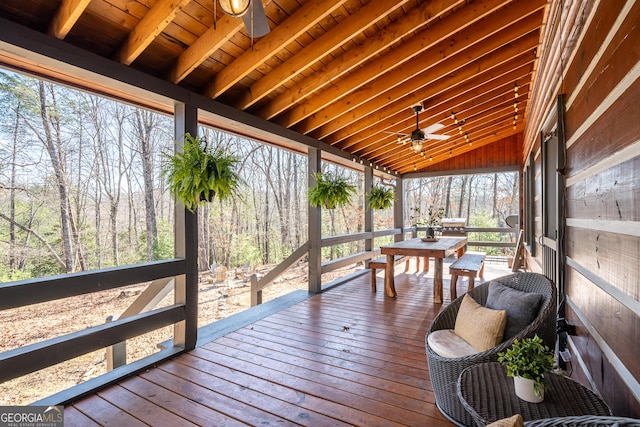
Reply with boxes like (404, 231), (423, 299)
(356, 84), (531, 162)
(277, 0), (515, 131)
(203, 0), (351, 99)
(233, 0), (412, 110)
(305, 30), (540, 143)
(339, 78), (531, 153)
(349, 56), (535, 165)
(47, 0), (91, 39)
(299, 6), (544, 140)
(256, 0), (464, 121)
(114, 0), (192, 66)
(165, 14), (246, 84)
(397, 124), (525, 173)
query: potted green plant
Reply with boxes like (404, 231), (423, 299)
(308, 171), (357, 209)
(163, 133), (241, 212)
(498, 334), (555, 403)
(367, 184), (395, 210)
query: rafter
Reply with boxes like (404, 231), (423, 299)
(304, 29), (540, 142)
(352, 83), (531, 162)
(203, 0), (351, 99)
(114, 0), (192, 65)
(300, 6), (544, 139)
(379, 99), (529, 168)
(232, 0), (412, 110)
(256, 0), (464, 121)
(166, 14), (246, 84)
(339, 78), (531, 153)
(342, 55), (534, 167)
(277, 0), (519, 131)
(397, 124), (525, 174)
(47, 0), (91, 39)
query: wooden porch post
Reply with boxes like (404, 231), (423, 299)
(173, 102), (198, 350)
(308, 147), (322, 293)
(364, 167), (374, 253)
(394, 175), (404, 242)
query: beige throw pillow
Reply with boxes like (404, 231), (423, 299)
(454, 294), (507, 352)
(487, 414), (525, 427)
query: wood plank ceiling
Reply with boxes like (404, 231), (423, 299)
(0, 0), (548, 174)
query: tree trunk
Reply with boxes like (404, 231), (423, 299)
(133, 109), (158, 261)
(466, 176), (474, 223)
(458, 176), (468, 218)
(9, 103), (20, 273)
(38, 81), (75, 273)
(444, 176), (453, 218)
(493, 173), (499, 219)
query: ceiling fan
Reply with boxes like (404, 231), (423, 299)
(218, 0), (270, 38)
(388, 105), (450, 153)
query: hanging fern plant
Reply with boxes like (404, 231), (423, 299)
(162, 133), (241, 212)
(308, 171), (357, 209)
(367, 184), (395, 210)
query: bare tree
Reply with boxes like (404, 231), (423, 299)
(33, 81), (76, 272)
(131, 108), (159, 261)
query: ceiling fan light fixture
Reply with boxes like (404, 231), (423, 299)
(411, 141), (423, 153)
(219, 0), (250, 17)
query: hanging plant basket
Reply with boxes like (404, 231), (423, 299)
(162, 133), (241, 212)
(367, 184), (395, 210)
(308, 171), (357, 209)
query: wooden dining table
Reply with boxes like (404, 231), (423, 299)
(380, 236), (467, 303)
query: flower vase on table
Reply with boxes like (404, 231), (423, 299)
(426, 227), (435, 239)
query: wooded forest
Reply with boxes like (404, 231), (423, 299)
(0, 69), (519, 283)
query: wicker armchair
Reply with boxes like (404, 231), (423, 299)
(524, 416), (640, 426)
(426, 272), (557, 426)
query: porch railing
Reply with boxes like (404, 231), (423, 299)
(249, 228), (402, 306)
(0, 259), (190, 405)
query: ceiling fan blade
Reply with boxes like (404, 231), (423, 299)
(422, 123), (445, 134)
(242, 0), (271, 38)
(425, 134), (450, 140)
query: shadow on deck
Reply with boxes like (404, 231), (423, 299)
(64, 258), (513, 426)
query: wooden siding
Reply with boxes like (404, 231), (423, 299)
(62, 267), (477, 427)
(523, 0), (640, 417)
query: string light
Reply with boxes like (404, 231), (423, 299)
(429, 155), (433, 161)
(514, 101), (518, 111)
(413, 163), (417, 171)
(451, 111), (458, 124)
(514, 82), (519, 98)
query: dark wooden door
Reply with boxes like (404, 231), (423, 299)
(540, 95), (566, 293)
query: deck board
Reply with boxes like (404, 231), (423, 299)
(64, 262), (510, 426)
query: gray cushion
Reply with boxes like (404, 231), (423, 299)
(485, 281), (543, 340)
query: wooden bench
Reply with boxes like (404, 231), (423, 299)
(369, 255), (420, 293)
(449, 251), (486, 300)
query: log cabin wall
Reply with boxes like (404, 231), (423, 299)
(523, 0), (640, 417)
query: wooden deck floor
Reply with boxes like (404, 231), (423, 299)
(64, 259), (512, 426)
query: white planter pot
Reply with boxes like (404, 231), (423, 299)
(513, 376), (544, 403)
